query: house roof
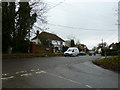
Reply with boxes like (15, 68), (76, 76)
(32, 31), (65, 42)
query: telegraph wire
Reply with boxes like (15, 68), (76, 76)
(47, 1), (65, 11)
(48, 23), (117, 31)
(46, 1), (117, 32)
(34, 1), (65, 30)
(104, 31), (118, 42)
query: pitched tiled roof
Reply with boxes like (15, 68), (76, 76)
(32, 32), (65, 42)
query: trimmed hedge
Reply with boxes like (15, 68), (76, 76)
(2, 53), (64, 59)
(106, 50), (119, 56)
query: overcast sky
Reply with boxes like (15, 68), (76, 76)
(36, 0), (119, 49)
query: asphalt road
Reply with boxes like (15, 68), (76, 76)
(2, 54), (118, 88)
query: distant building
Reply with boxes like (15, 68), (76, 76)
(65, 40), (87, 52)
(76, 43), (87, 52)
(65, 40), (71, 47)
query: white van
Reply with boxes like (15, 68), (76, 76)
(64, 47), (79, 56)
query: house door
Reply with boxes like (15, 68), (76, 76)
(30, 42), (36, 53)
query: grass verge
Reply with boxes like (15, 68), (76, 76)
(92, 56), (120, 73)
(2, 53), (64, 59)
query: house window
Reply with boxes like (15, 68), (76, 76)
(60, 42), (63, 45)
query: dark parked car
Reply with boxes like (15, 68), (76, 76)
(89, 51), (96, 56)
(79, 51), (86, 55)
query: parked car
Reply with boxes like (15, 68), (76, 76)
(64, 47), (79, 56)
(79, 51), (86, 55)
(89, 51), (96, 56)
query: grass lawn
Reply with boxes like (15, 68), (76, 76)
(93, 56), (120, 73)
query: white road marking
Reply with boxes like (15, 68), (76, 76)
(45, 71), (93, 88)
(20, 73), (32, 77)
(7, 76), (14, 79)
(16, 71), (27, 74)
(2, 74), (8, 76)
(46, 72), (82, 85)
(2, 70), (93, 88)
(85, 85), (93, 88)
(1, 78), (8, 80)
(16, 72), (20, 74)
(1, 76), (14, 80)
(35, 71), (47, 74)
(20, 71), (27, 73)
(30, 69), (35, 72)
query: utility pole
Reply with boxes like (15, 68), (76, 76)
(102, 39), (103, 48)
(102, 39), (107, 58)
(118, 1), (120, 42)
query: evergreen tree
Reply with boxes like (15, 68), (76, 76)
(71, 39), (75, 47)
(2, 2), (15, 53)
(2, 1), (47, 53)
(13, 2), (37, 52)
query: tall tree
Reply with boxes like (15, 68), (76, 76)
(2, 2), (15, 53)
(2, 1), (47, 53)
(13, 2), (37, 52)
(71, 39), (75, 47)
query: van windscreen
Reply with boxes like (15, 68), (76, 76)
(67, 49), (73, 52)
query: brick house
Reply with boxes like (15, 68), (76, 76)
(31, 31), (65, 53)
